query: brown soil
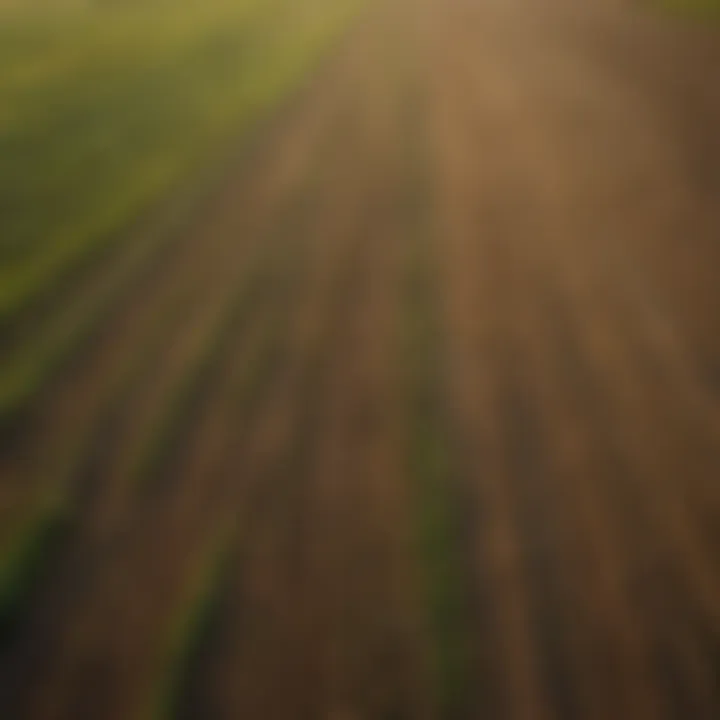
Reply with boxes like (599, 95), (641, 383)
(1, 0), (719, 718)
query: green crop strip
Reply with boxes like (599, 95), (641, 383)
(142, 135), (359, 720)
(0, 298), (191, 645)
(146, 523), (237, 720)
(401, 87), (471, 718)
(127, 273), (267, 492)
(0, 0), (363, 328)
(0, 194), (196, 431)
(129, 106), (346, 494)
(0, 491), (69, 644)
(660, 0), (720, 15)
(0, 0), (363, 647)
(0, 128), (258, 432)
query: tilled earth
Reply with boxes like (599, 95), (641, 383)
(1, 0), (719, 718)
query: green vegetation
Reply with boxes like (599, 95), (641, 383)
(128, 260), (268, 490)
(0, 203), (183, 429)
(0, 0), (361, 642)
(661, 0), (720, 15)
(0, 0), (360, 419)
(402, 92), (470, 717)
(0, 492), (69, 642)
(147, 523), (236, 720)
(404, 238), (470, 718)
(0, 298), (188, 642)
(130, 111), (339, 491)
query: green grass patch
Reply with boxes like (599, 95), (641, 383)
(0, 490), (70, 642)
(0, 0), (362, 426)
(129, 124), (331, 490)
(402, 89), (470, 717)
(146, 522), (236, 720)
(404, 246), (470, 719)
(659, 0), (720, 16)
(0, 298), (200, 648)
(0, 201), (185, 430)
(0, 0), (362, 646)
(0, 0), (362, 328)
(128, 262), (269, 490)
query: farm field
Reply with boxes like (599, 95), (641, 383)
(1, 0), (720, 718)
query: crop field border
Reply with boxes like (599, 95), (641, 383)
(399, 62), (473, 716)
(0, 0), (364, 643)
(0, 0), (363, 422)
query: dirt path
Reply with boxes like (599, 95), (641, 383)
(1, 0), (719, 718)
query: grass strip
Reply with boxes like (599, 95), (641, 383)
(146, 522), (237, 720)
(0, 0), (363, 631)
(129, 90), (351, 493)
(0, 196), (200, 431)
(0, 0), (363, 329)
(0, 299), (189, 644)
(402, 86), (471, 718)
(128, 262), (270, 491)
(0, 84), (351, 643)
(0, 491), (69, 644)
(660, 0), (720, 16)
